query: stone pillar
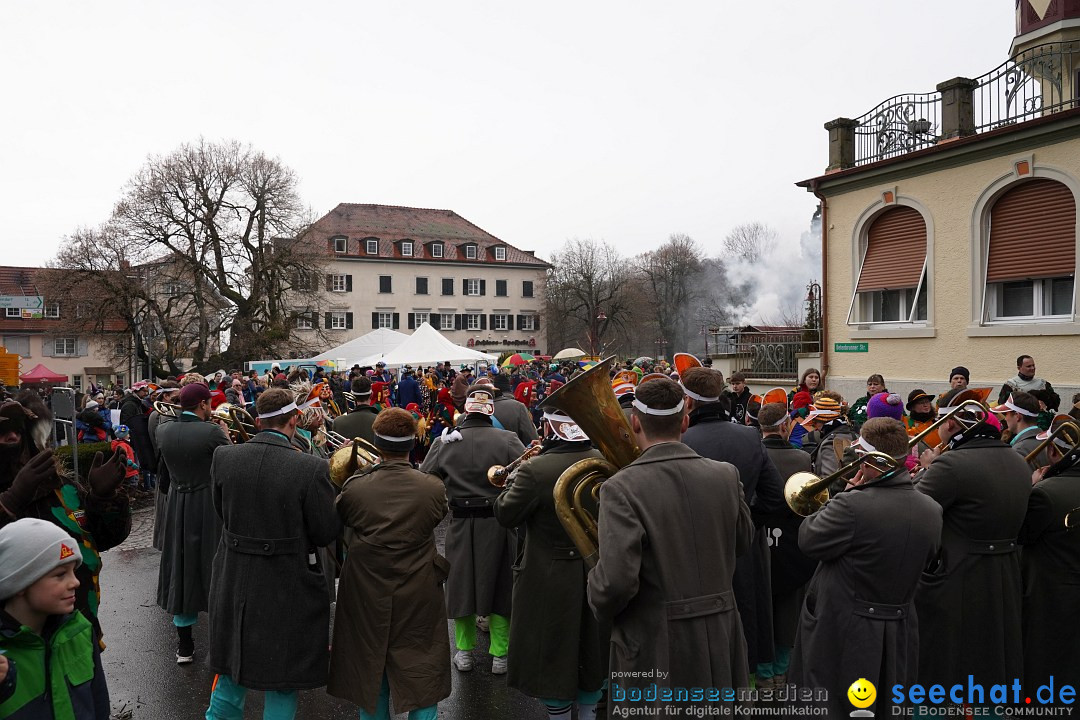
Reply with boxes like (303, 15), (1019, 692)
(936, 77), (979, 139)
(824, 118), (858, 171)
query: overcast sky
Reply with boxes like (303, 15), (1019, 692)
(1, 2), (1014, 272)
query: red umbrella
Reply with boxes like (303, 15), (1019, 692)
(19, 363), (69, 383)
(501, 353), (535, 367)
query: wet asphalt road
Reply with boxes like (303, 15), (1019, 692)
(99, 503), (549, 719)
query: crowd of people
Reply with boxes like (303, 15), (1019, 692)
(0, 350), (1077, 718)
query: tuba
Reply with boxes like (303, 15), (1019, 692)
(329, 437), (381, 489)
(539, 356), (640, 567)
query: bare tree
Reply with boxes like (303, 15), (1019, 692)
(634, 233), (705, 356)
(723, 222), (779, 262)
(109, 138), (327, 365)
(542, 239), (635, 356)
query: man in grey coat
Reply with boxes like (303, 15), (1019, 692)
(589, 378), (752, 714)
(991, 391), (1045, 466)
(156, 381), (230, 664)
(491, 372), (539, 446)
(205, 388), (342, 720)
(420, 385), (526, 674)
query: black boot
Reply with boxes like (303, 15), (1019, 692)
(176, 625), (194, 664)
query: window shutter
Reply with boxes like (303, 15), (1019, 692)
(454, 314), (463, 330)
(370, 312), (378, 329)
(489, 314), (496, 329)
(533, 316), (541, 330)
(987, 179), (1076, 282)
(326, 275), (333, 292)
(41, 337), (53, 357)
(443, 278), (454, 296)
(480, 280), (486, 296)
(462, 279), (468, 295)
(77, 338), (89, 356)
(346, 313), (354, 330)
(346, 275), (353, 292)
(496, 280), (506, 296)
(480, 314), (487, 330)
(325, 312), (332, 329)
(430, 313), (440, 328)
(856, 206), (927, 292)
(408, 313), (415, 330)
(516, 314), (524, 330)
(392, 313), (400, 330)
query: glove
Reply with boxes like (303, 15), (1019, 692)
(0, 449), (61, 517)
(87, 449), (125, 499)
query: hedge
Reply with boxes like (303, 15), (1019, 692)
(54, 442), (112, 477)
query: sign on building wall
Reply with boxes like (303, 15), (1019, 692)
(834, 342), (869, 353)
(0, 348), (20, 386)
(0, 295), (43, 310)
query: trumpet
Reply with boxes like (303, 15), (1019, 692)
(488, 441), (543, 488)
(153, 400), (181, 418)
(785, 451), (900, 517)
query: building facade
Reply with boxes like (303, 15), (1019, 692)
(797, 1), (1080, 403)
(0, 266), (127, 391)
(296, 204), (550, 358)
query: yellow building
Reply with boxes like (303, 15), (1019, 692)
(797, 1), (1080, 406)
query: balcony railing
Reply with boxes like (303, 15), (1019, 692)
(710, 327), (821, 381)
(840, 42), (1079, 168)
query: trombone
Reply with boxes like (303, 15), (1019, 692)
(906, 399), (990, 453)
(212, 403), (257, 443)
(1025, 417), (1080, 469)
(785, 451), (900, 517)
(153, 400), (182, 418)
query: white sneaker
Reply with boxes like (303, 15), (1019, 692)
(475, 615), (489, 632)
(491, 655), (508, 674)
(453, 650), (474, 672)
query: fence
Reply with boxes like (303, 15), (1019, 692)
(710, 328), (821, 381)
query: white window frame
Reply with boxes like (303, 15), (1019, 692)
(414, 311), (430, 326)
(331, 274), (347, 293)
(54, 337), (77, 356)
(520, 314), (537, 331)
(45, 303), (60, 319)
(985, 276), (1075, 322)
(849, 269), (928, 326)
(431, 243), (444, 258)
(377, 312), (393, 329)
(72, 374), (83, 392)
(5, 308), (20, 318)
(440, 314), (455, 331)
(334, 237), (347, 253)
(366, 239), (379, 255)
(330, 311), (348, 330)
(465, 245), (477, 260)
(493, 314), (509, 331)
(401, 241), (413, 257)
(466, 279), (481, 296)
(296, 312), (314, 330)
(494, 246), (506, 261)
(466, 313), (481, 331)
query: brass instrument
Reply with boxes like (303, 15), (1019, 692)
(540, 357), (641, 567)
(329, 437), (381, 488)
(1025, 415), (1080, 468)
(318, 427), (352, 452)
(785, 451), (900, 517)
(907, 398), (990, 453)
(153, 401), (181, 418)
(488, 441), (542, 488)
(212, 403), (257, 443)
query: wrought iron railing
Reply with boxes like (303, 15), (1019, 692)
(850, 42), (1078, 166)
(973, 41), (1079, 131)
(853, 92), (942, 167)
(710, 328), (821, 381)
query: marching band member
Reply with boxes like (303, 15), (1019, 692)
(991, 391), (1044, 463)
(204, 388), (341, 720)
(491, 372), (540, 446)
(1019, 416), (1080, 692)
(493, 410), (606, 720)
(680, 367), (784, 680)
(156, 381), (230, 665)
(588, 378), (752, 712)
(914, 388), (1030, 688)
(334, 377), (378, 444)
(420, 385), (526, 674)
(329, 408), (450, 720)
(788, 418), (941, 717)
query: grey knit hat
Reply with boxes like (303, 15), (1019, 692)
(0, 518), (82, 599)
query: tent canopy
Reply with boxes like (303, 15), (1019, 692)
(20, 363), (68, 383)
(309, 328), (410, 367)
(355, 322), (496, 367)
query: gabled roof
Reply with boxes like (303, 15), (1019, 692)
(0, 265), (128, 333)
(309, 204), (550, 267)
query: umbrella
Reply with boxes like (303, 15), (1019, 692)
(553, 347), (587, 360)
(634, 356), (653, 365)
(500, 353), (535, 367)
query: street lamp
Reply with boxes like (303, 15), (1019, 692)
(654, 337), (668, 360)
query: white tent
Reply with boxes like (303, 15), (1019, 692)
(309, 327), (410, 367)
(355, 322), (497, 367)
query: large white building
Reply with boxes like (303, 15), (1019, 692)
(296, 204), (550, 357)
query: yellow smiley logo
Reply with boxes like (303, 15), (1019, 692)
(847, 678), (876, 709)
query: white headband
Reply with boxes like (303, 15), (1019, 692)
(851, 437), (877, 454)
(374, 432), (415, 443)
(681, 384), (720, 403)
(257, 401), (297, 419)
(992, 394), (1038, 418)
(632, 398), (685, 416)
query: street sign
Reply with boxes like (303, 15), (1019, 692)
(0, 295), (43, 310)
(0, 348), (19, 386)
(834, 342), (869, 353)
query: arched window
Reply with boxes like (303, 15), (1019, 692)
(848, 205), (928, 324)
(982, 179), (1076, 321)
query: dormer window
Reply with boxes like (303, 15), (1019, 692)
(465, 245), (477, 260)
(333, 237), (347, 253)
(494, 246), (506, 261)
(431, 243), (444, 258)
(401, 241), (414, 257)
(366, 239), (379, 255)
